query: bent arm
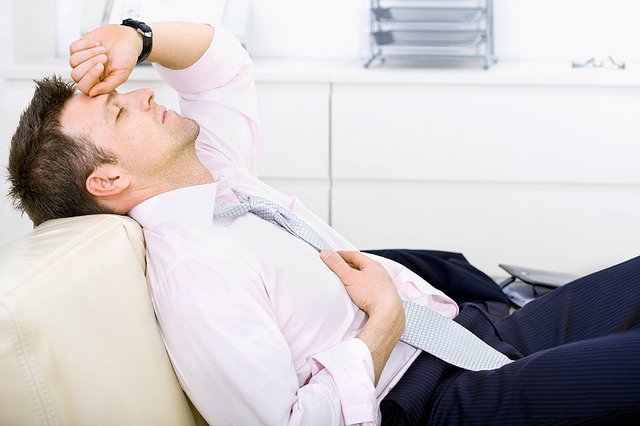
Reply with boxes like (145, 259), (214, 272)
(70, 21), (213, 96)
(71, 21), (260, 173)
(152, 26), (260, 174)
(146, 22), (213, 69)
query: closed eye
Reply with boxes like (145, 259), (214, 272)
(116, 107), (124, 121)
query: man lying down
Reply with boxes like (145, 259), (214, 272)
(8, 20), (640, 425)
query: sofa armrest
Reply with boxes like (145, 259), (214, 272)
(0, 214), (198, 425)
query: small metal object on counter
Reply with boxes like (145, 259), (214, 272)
(571, 56), (626, 70)
(365, 0), (496, 69)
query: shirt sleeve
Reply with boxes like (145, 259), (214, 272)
(153, 25), (262, 176)
(156, 255), (378, 425)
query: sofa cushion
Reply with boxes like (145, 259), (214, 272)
(0, 214), (198, 425)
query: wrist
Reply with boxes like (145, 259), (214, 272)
(367, 301), (405, 339)
(387, 303), (406, 339)
(370, 297), (404, 324)
(357, 302), (405, 385)
(121, 25), (143, 57)
(121, 19), (152, 64)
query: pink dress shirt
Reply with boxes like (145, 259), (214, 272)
(128, 25), (459, 426)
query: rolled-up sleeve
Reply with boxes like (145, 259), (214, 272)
(153, 25), (262, 175)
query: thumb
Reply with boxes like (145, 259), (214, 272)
(320, 249), (356, 282)
(335, 250), (372, 270)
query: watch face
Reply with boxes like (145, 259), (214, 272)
(137, 28), (153, 37)
(137, 23), (153, 36)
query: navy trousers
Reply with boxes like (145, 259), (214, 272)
(367, 250), (640, 425)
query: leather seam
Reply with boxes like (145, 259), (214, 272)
(0, 303), (56, 425)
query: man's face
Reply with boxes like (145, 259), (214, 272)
(60, 88), (199, 181)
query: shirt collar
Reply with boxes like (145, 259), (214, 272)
(128, 182), (218, 228)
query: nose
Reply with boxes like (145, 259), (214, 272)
(126, 88), (155, 110)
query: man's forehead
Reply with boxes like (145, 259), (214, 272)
(68, 90), (106, 108)
(70, 90), (118, 106)
(60, 91), (110, 134)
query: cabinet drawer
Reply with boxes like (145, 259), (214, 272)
(332, 180), (640, 276)
(332, 84), (640, 185)
(257, 82), (330, 179)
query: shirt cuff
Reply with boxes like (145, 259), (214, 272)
(310, 338), (378, 425)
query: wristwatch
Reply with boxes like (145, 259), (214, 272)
(121, 18), (153, 65)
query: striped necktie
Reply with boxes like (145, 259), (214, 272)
(213, 191), (512, 371)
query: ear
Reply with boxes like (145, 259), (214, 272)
(86, 164), (131, 199)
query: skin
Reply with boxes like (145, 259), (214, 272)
(60, 22), (215, 214)
(61, 21), (405, 385)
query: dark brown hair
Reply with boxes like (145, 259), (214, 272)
(7, 75), (117, 226)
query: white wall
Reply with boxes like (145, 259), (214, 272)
(6, 0), (640, 62)
(0, 0), (11, 67)
(245, 0), (370, 59)
(494, 0), (640, 62)
(245, 0), (640, 63)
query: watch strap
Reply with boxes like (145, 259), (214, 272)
(121, 18), (153, 65)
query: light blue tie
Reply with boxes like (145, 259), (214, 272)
(213, 191), (330, 251)
(213, 191), (512, 371)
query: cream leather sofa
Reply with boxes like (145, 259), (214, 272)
(0, 215), (206, 425)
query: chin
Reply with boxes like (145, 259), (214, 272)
(183, 116), (200, 141)
(190, 118), (200, 139)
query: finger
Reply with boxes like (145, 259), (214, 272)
(320, 250), (357, 282)
(70, 54), (108, 84)
(69, 38), (101, 55)
(88, 69), (129, 97)
(335, 251), (374, 270)
(76, 62), (105, 96)
(69, 45), (107, 68)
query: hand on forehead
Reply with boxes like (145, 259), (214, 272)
(69, 25), (139, 97)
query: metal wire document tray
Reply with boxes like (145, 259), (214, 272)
(365, 0), (496, 69)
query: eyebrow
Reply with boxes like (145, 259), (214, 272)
(103, 92), (118, 121)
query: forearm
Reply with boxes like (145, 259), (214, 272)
(357, 304), (405, 385)
(147, 22), (213, 69)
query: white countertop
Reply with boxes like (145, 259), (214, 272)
(3, 57), (640, 87)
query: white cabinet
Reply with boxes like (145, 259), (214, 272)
(332, 179), (640, 277)
(330, 80), (640, 276)
(256, 82), (329, 179)
(332, 84), (640, 184)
